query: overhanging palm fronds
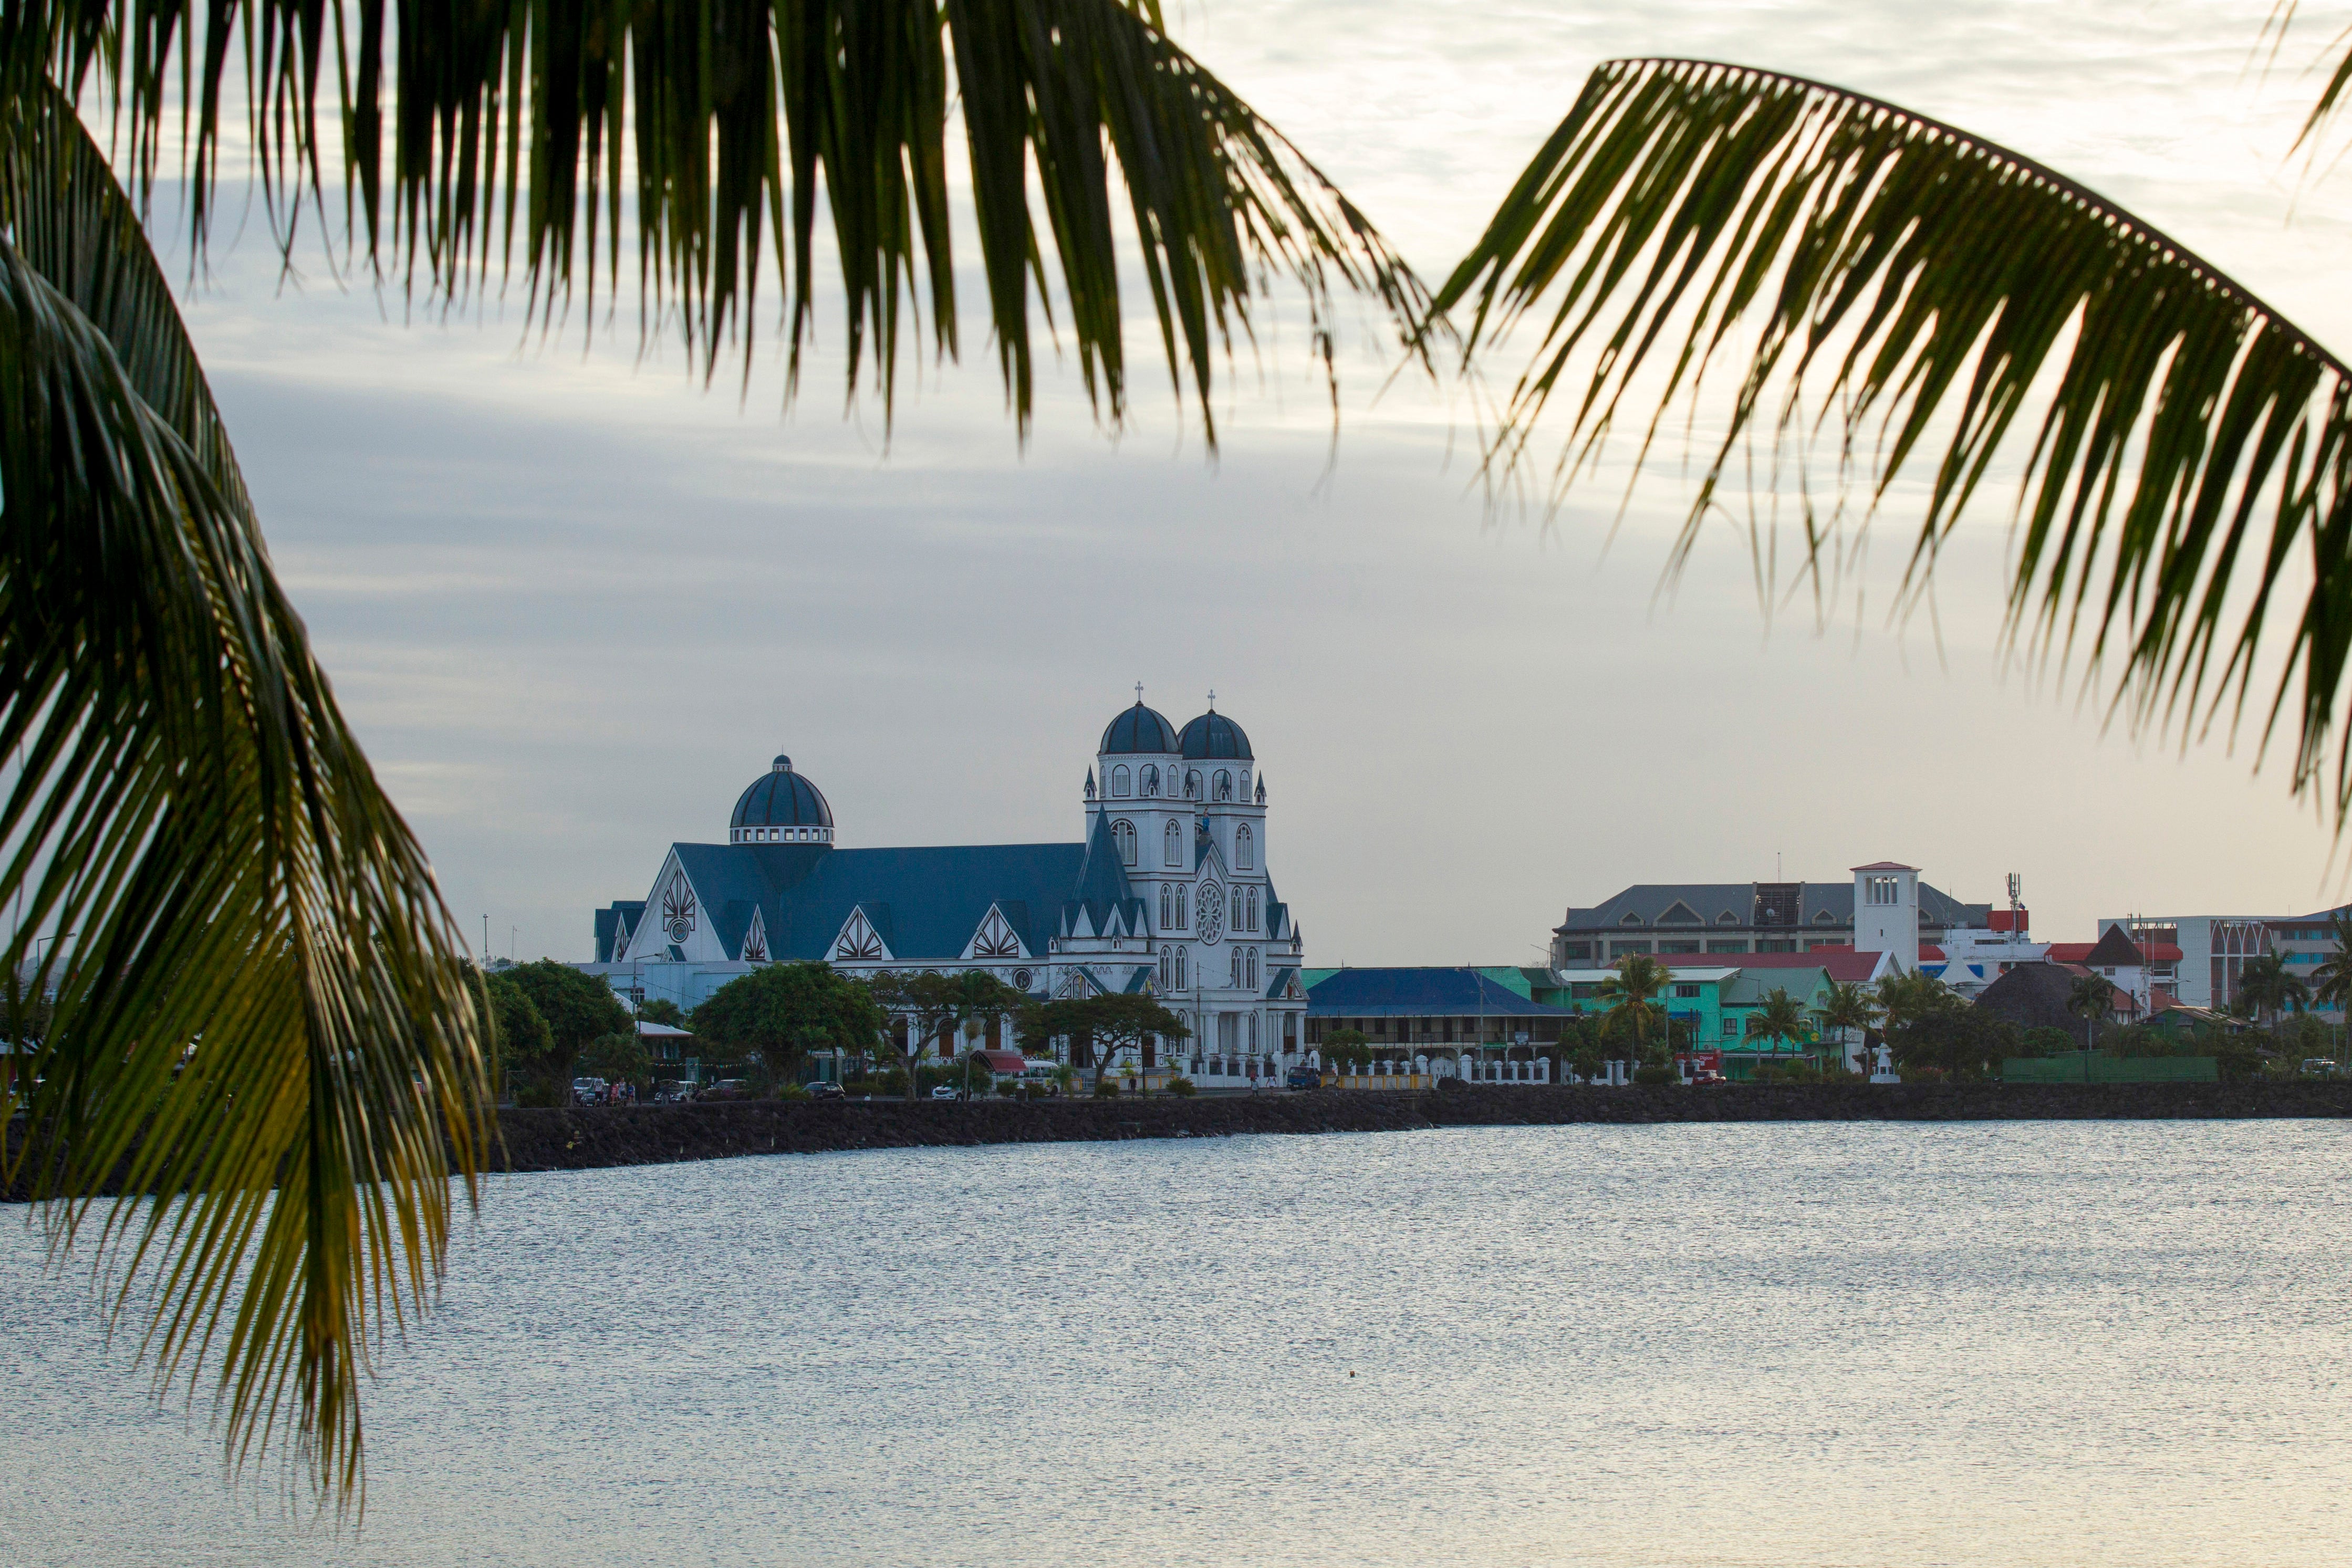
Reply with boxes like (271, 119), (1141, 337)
(41, 0), (1427, 440)
(0, 81), (491, 1507)
(1437, 58), (2352, 822)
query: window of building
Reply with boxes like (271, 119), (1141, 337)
(1559, 942), (1593, 960)
(1571, 983), (1598, 1000)
(1236, 823), (1254, 870)
(1213, 769), (1234, 801)
(1866, 875), (1899, 905)
(1164, 820), (1183, 866)
(1673, 984), (1701, 999)
(1706, 939), (1747, 954)
(1141, 765), (1160, 796)
(1619, 912), (1645, 926)
(1111, 765), (1131, 798)
(1176, 946), (1189, 988)
(1756, 939), (1796, 953)
(1609, 940), (1652, 957)
(1722, 1018), (1740, 1037)
(1660, 940), (1700, 954)
(1112, 819), (1136, 866)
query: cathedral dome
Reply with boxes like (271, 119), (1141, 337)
(1178, 710), (1252, 760)
(731, 755), (834, 842)
(1099, 699), (1179, 754)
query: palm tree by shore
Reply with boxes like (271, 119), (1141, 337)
(1596, 954), (1674, 1061)
(1813, 982), (1883, 1075)
(1745, 987), (1812, 1063)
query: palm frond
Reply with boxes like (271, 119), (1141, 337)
(1437, 57), (2352, 822)
(28, 0), (1428, 440)
(0, 81), (491, 1507)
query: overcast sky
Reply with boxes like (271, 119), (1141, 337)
(162, 1), (2352, 965)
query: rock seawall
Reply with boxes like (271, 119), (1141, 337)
(486, 1081), (2352, 1174)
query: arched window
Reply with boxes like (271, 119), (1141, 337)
(1231, 886), (1243, 930)
(1176, 946), (1189, 988)
(1236, 823), (1254, 870)
(1164, 820), (1183, 866)
(1249, 1012), (1259, 1051)
(1159, 946), (1173, 988)
(1111, 765), (1131, 798)
(1141, 765), (1159, 796)
(1113, 819), (1136, 866)
(1248, 887), (1260, 930)
(1184, 769), (1201, 799)
(1214, 769), (1234, 801)
(1230, 948), (1241, 987)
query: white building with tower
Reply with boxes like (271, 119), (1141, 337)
(581, 694), (1310, 1086)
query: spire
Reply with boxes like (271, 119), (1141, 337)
(1084, 769), (1096, 800)
(1255, 774), (1266, 804)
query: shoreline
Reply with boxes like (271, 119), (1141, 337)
(483, 1081), (2352, 1174)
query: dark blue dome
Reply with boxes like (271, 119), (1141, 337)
(1099, 700), (1179, 754)
(732, 755), (834, 832)
(1178, 711), (1252, 760)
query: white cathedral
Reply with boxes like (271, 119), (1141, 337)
(582, 695), (1310, 1085)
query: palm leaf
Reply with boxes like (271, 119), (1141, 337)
(0, 80), (491, 1508)
(1436, 58), (2352, 822)
(32, 0), (1428, 441)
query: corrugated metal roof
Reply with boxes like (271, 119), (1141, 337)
(1306, 967), (1580, 1018)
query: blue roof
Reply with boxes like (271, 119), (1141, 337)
(1100, 701), (1179, 754)
(1306, 967), (1579, 1018)
(668, 839), (1119, 963)
(1178, 710), (1252, 760)
(732, 759), (834, 830)
(596, 902), (646, 963)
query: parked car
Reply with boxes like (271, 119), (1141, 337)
(656, 1084), (695, 1103)
(930, 1084), (962, 1101)
(571, 1076), (607, 1104)
(1689, 1070), (1727, 1085)
(1286, 1066), (1323, 1091)
(806, 1080), (845, 1100)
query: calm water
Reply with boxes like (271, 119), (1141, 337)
(4, 1121), (2350, 1567)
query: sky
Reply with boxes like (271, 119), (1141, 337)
(151, 1), (2352, 965)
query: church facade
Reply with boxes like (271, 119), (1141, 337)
(581, 696), (1310, 1085)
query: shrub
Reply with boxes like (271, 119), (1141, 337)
(1906, 1065), (1949, 1084)
(996, 1079), (1020, 1097)
(840, 1079), (883, 1096)
(775, 1081), (810, 1101)
(513, 1080), (566, 1108)
(1164, 1076), (1196, 1097)
(1631, 1064), (1679, 1085)
(877, 1068), (910, 1096)
(1093, 1076), (1120, 1097)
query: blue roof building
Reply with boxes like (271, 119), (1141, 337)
(585, 694), (1309, 1087)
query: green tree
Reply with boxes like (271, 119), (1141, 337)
(503, 960), (635, 1103)
(1022, 992), (1190, 1094)
(1596, 955), (1673, 1059)
(2018, 1026), (2075, 1060)
(693, 962), (884, 1092)
(2308, 913), (2352, 1015)
(1745, 987), (1812, 1059)
(581, 1032), (653, 1095)
(871, 971), (1033, 1102)
(2066, 971), (2117, 1057)
(1436, 20), (2352, 833)
(1321, 1028), (1372, 1072)
(2237, 952), (2313, 1031)
(483, 970), (553, 1101)
(1893, 1007), (2020, 1081)
(1813, 981), (1882, 1073)
(637, 997), (689, 1028)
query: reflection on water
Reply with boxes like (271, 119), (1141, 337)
(4, 1121), (2349, 1566)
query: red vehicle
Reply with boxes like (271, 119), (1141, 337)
(1674, 1050), (1726, 1085)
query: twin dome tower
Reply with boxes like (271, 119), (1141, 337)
(596, 688), (1307, 1089)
